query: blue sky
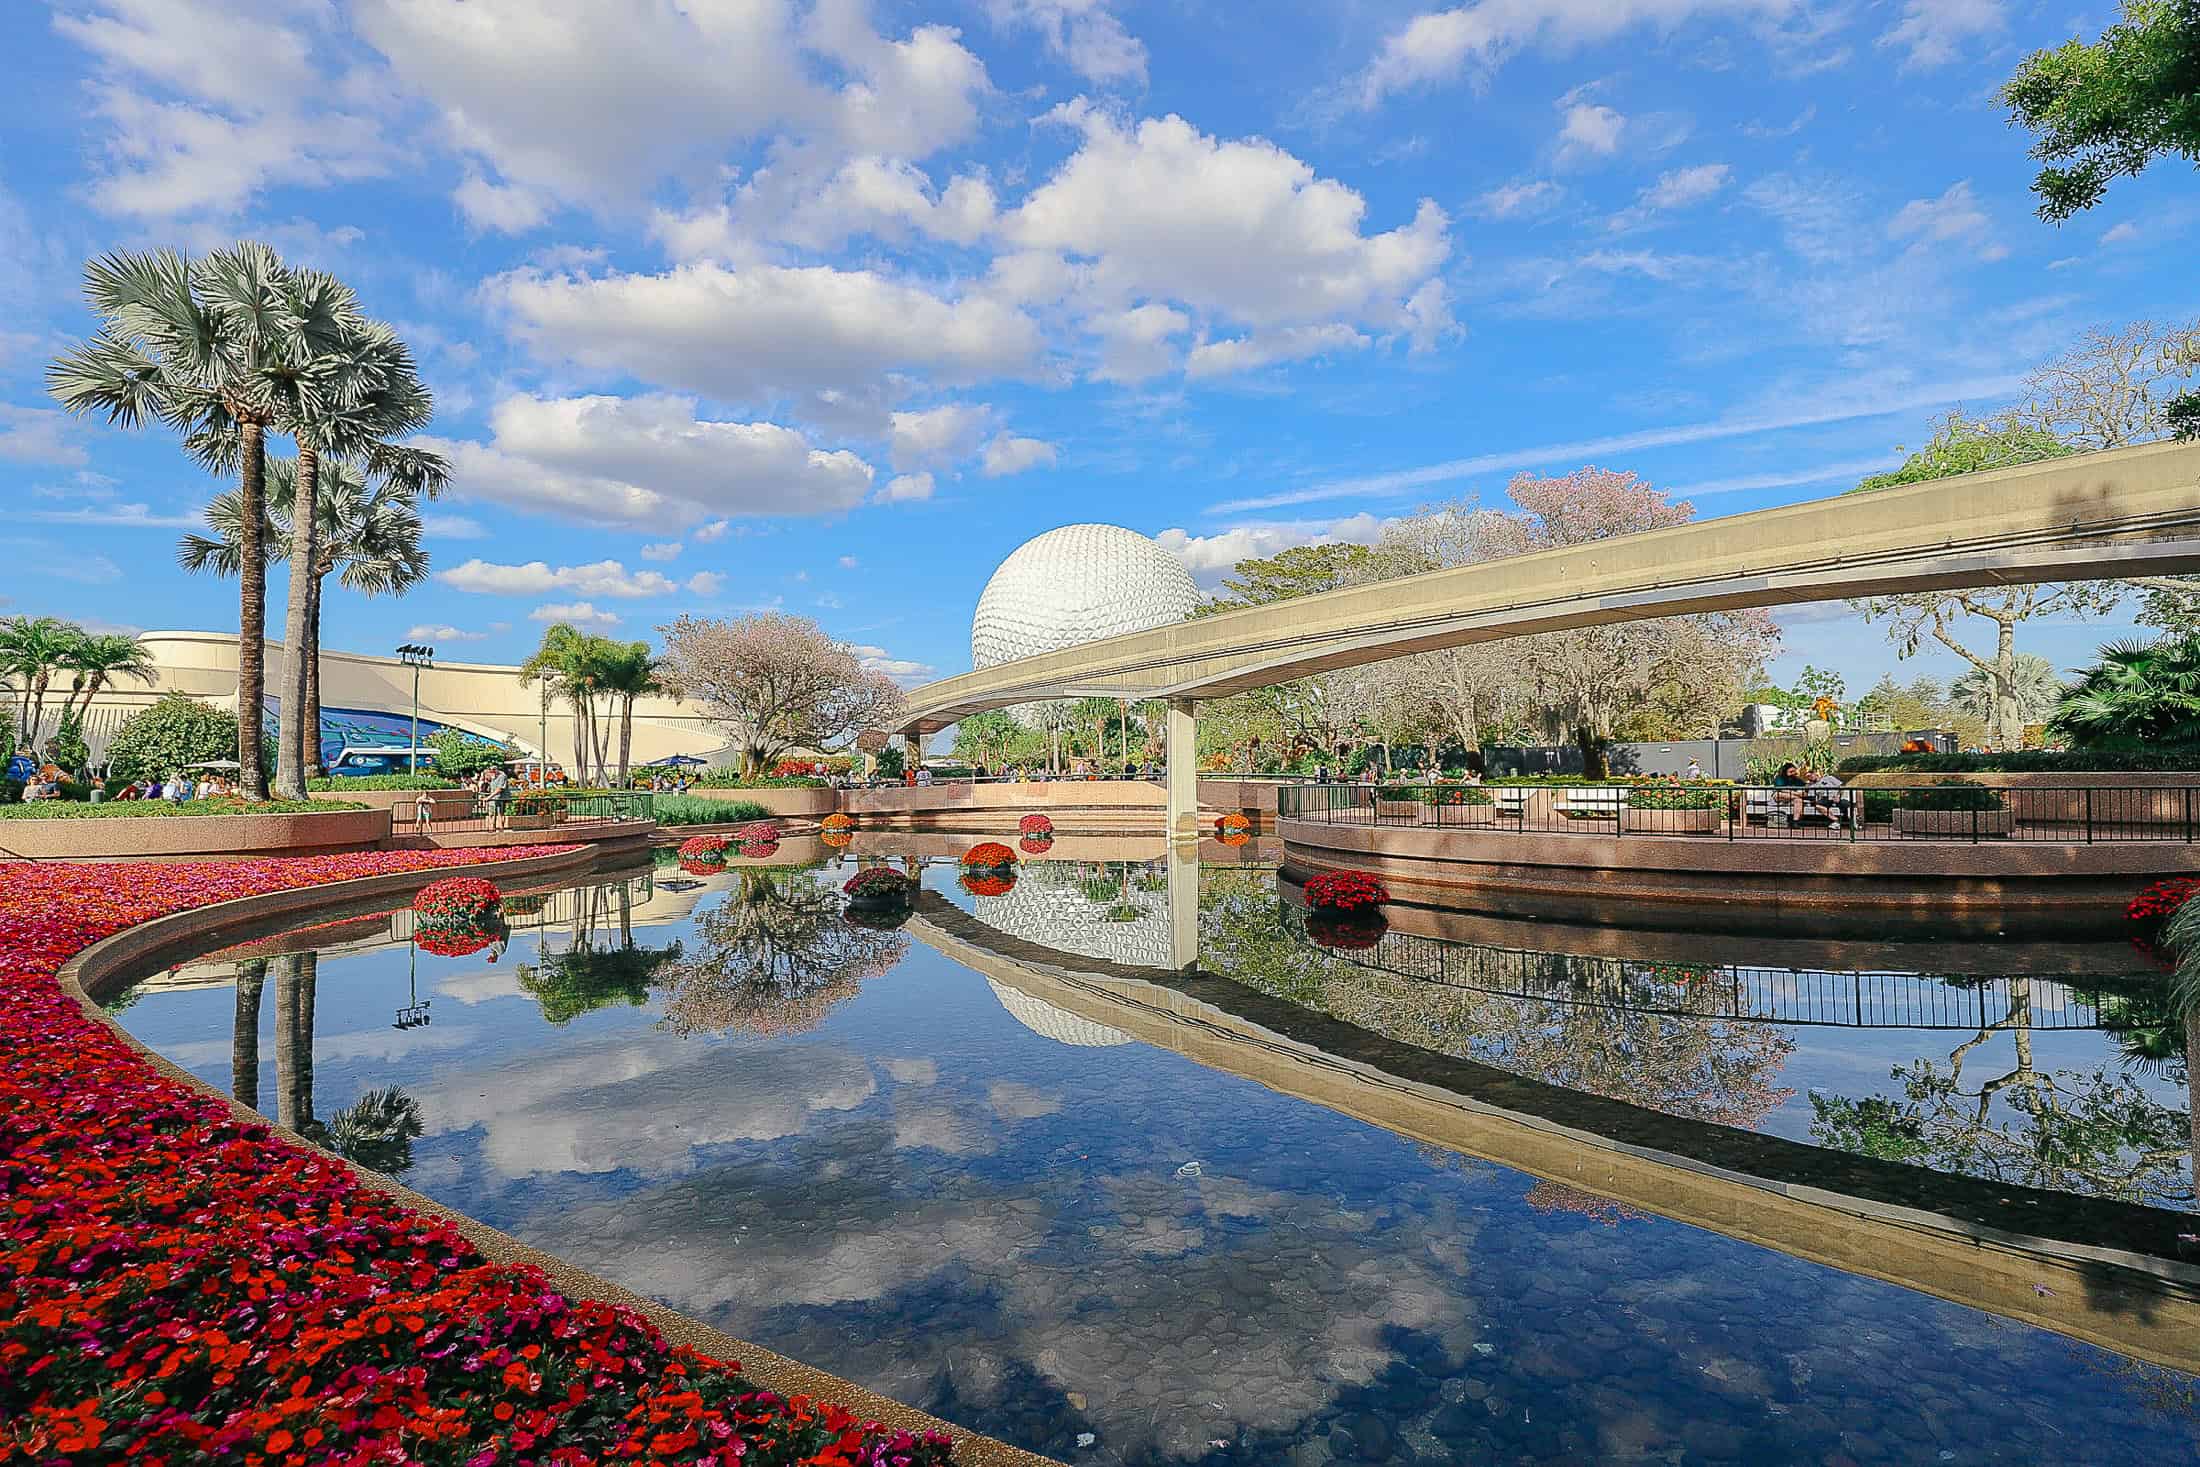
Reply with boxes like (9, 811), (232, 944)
(2, 0), (2193, 700)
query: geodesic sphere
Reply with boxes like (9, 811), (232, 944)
(971, 524), (1200, 670)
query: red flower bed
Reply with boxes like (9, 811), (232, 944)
(1017, 814), (1053, 836)
(2127, 877), (2199, 932)
(821, 829), (854, 849)
(1017, 833), (1054, 855)
(0, 849), (958, 1467)
(959, 842), (1016, 871)
(1302, 868), (1390, 913)
(821, 813), (855, 833)
(412, 876), (502, 932)
(1216, 812), (1250, 835)
(959, 872), (1016, 898)
(677, 834), (729, 863)
(736, 820), (781, 858)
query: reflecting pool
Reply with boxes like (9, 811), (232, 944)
(112, 844), (2200, 1465)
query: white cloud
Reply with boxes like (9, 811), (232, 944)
(1473, 180), (1563, 219)
(440, 559), (685, 599)
(851, 642), (937, 682)
(1359, 1), (1795, 105)
(1879, 0), (2003, 70)
(1608, 162), (1731, 229)
(639, 542), (683, 562)
(419, 513), (487, 540)
(1887, 180), (2007, 262)
(405, 623), (491, 643)
(0, 407), (87, 466)
(693, 519), (731, 542)
(19, 501), (199, 528)
(2101, 221), (2140, 246)
(492, 263), (1043, 402)
(356, 0), (959, 213)
(452, 173), (553, 234)
(889, 402), (994, 470)
(838, 555), (860, 569)
(686, 571), (725, 597)
(666, 157), (999, 255)
(1557, 102), (1626, 163)
(1006, 101), (1452, 334)
(1155, 513), (1393, 584)
(530, 601), (621, 629)
(980, 434), (1059, 477)
(984, 1), (1147, 84)
(427, 393), (875, 528)
(1186, 324), (1370, 379)
(879, 471), (936, 502)
(1088, 303), (1190, 383)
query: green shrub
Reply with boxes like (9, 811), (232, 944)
(48, 714), (88, 775)
(429, 729), (514, 781)
(1374, 785), (1416, 801)
(104, 694), (238, 782)
(692, 767), (830, 788)
(1837, 750), (2200, 774)
(1431, 785), (1496, 805)
(0, 796), (361, 820)
(307, 774), (460, 791)
(1894, 778), (2006, 812)
(1628, 785), (1724, 810)
(651, 795), (769, 825)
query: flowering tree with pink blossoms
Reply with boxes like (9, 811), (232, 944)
(657, 612), (904, 779)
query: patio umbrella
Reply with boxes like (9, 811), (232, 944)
(185, 759), (243, 770)
(645, 754), (709, 767)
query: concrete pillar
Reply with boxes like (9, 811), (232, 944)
(1167, 835), (1199, 972)
(1165, 699), (1199, 844)
(902, 728), (924, 776)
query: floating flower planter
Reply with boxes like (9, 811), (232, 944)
(1302, 868), (1389, 912)
(959, 871), (1017, 898)
(821, 812), (855, 833)
(842, 867), (916, 929)
(736, 819), (782, 858)
(1018, 831), (1055, 855)
(677, 832), (730, 877)
(960, 841), (1018, 871)
(1018, 813), (1054, 836)
(821, 828), (854, 849)
(411, 876), (507, 957)
(1305, 906), (1387, 950)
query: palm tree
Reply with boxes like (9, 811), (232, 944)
(49, 244), (356, 800)
(520, 625), (619, 784)
(260, 310), (447, 797)
(181, 459), (431, 777)
(1950, 653), (2062, 729)
(325, 1086), (425, 1176)
(60, 632), (157, 731)
(2047, 634), (2200, 750)
(593, 640), (661, 785)
(232, 958), (268, 1111)
(0, 616), (83, 747)
(272, 951), (319, 1138)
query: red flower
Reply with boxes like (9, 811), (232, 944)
(1017, 814), (1054, 836)
(959, 842), (1017, 871)
(736, 820), (781, 858)
(0, 846), (960, 1467)
(2127, 877), (2199, 932)
(841, 868), (911, 901)
(1305, 907), (1387, 950)
(1017, 833), (1054, 855)
(821, 813), (854, 833)
(678, 833), (730, 862)
(1216, 812), (1251, 835)
(1302, 868), (1390, 912)
(959, 871), (1016, 898)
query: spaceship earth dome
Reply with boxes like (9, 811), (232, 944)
(970, 523), (1200, 669)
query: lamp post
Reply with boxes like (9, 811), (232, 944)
(396, 644), (434, 773)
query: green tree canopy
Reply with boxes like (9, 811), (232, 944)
(2047, 633), (2200, 749)
(2001, 0), (2200, 222)
(1200, 542), (1374, 612)
(1846, 410), (2073, 494)
(105, 693), (239, 780)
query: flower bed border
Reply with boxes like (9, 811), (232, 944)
(12, 845), (1044, 1467)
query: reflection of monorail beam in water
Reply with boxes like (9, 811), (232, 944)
(1324, 925), (2114, 1032)
(905, 892), (2200, 1377)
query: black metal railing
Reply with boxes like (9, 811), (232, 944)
(391, 789), (655, 836)
(1275, 782), (2200, 844)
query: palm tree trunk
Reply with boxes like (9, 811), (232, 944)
(274, 448), (319, 799)
(591, 693), (611, 784)
(26, 673), (51, 750)
(273, 952), (316, 1134)
(2187, 1008), (2198, 1208)
(233, 960), (267, 1111)
(617, 693), (634, 784)
(237, 422), (269, 801)
(304, 572), (326, 779)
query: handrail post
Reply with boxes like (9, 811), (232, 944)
(2083, 787), (2093, 844)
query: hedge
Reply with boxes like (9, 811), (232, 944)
(1836, 750), (2200, 775)
(306, 774), (460, 791)
(0, 797), (363, 820)
(650, 795), (770, 825)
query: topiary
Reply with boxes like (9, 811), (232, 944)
(103, 693), (236, 782)
(48, 713), (88, 776)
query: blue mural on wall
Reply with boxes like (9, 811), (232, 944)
(260, 700), (500, 774)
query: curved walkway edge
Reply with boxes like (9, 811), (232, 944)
(54, 845), (1056, 1467)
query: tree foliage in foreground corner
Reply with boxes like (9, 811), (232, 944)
(2001, 0), (2200, 223)
(656, 612), (904, 779)
(2046, 632), (2200, 750)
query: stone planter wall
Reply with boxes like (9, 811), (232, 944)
(0, 806), (392, 860)
(1626, 806), (1723, 834)
(1893, 807), (2017, 839)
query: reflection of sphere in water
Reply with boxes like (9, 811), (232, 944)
(985, 978), (1134, 1047)
(970, 523), (1199, 670)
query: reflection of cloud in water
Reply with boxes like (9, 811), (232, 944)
(416, 1037), (875, 1178)
(986, 1081), (1060, 1120)
(884, 1057), (939, 1086)
(435, 967), (527, 1005)
(166, 1024), (479, 1070)
(537, 1154), (1481, 1460)
(984, 979), (1133, 1048)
